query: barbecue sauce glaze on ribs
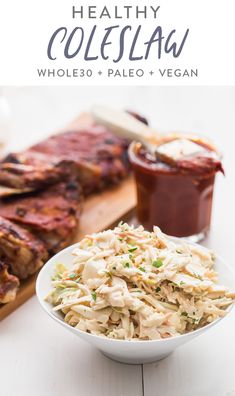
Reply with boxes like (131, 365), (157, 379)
(0, 261), (19, 303)
(0, 216), (48, 279)
(0, 127), (130, 195)
(0, 181), (82, 254)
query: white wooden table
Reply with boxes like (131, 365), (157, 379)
(0, 87), (235, 396)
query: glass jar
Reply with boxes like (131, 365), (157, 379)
(128, 140), (221, 242)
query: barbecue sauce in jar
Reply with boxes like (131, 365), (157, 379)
(128, 136), (223, 241)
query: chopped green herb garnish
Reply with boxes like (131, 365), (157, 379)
(187, 316), (199, 324)
(155, 287), (161, 292)
(152, 259), (163, 268)
(129, 254), (133, 259)
(118, 238), (123, 242)
(91, 291), (97, 302)
(112, 266), (116, 270)
(181, 311), (188, 317)
(180, 281), (185, 285)
(128, 247), (137, 253)
(123, 262), (130, 268)
(139, 266), (146, 272)
(68, 273), (77, 279)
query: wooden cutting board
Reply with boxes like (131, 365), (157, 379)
(0, 113), (136, 321)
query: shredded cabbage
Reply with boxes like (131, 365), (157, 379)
(46, 223), (235, 340)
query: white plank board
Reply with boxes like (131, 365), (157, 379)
(143, 312), (235, 396)
(0, 297), (143, 396)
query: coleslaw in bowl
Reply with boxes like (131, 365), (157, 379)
(36, 223), (235, 364)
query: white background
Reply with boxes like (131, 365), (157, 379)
(0, 0), (235, 85)
(0, 86), (235, 396)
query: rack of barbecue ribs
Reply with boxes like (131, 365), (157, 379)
(0, 126), (130, 195)
(0, 116), (141, 304)
(0, 261), (19, 304)
(0, 216), (48, 303)
(0, 180), (83, 254)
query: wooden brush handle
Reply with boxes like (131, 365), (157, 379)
(91, 105), (158, 146)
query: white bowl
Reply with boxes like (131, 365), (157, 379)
(36, 240), (235, 364)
